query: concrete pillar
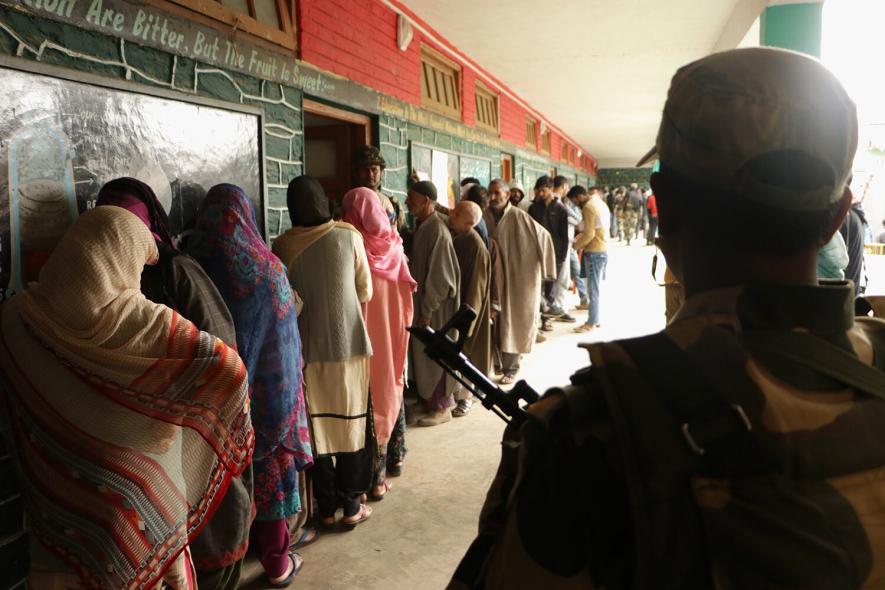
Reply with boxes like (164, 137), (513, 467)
(760, 1), (823, 57)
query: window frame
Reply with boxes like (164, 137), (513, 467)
(541, 129), (551, 155)
(525, 116), (538, 148)
(420, 45), (462, 121)
(161, 0), (296, 51)
(474, 81), (499, 134)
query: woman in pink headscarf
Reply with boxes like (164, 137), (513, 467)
(342, 187), (416, 499)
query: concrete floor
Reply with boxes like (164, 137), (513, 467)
(240, 242), (666, 589)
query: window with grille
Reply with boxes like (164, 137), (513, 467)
(541, 130), (551, 154)
(421, 47), (462, 119)
(526, 117), (538, 147)
(167, 0), (295, 49)
(474, 83), (499, 133)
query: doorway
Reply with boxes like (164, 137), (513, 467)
(303, 100), (371, 207)
(501, 154), (513, 182)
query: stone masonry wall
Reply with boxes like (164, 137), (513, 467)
(596, 167), (652, 188)
(379, 113), (502, 203)
(0, 5), (304, 240)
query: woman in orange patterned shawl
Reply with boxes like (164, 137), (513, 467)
(0, 206), (253, 590)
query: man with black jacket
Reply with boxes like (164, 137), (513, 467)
(529, 175), (572, 320)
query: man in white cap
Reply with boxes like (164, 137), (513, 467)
(450, 47), (885, 589)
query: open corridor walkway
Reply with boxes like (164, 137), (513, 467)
(241, 243), (666, 589)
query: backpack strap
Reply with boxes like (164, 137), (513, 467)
(618, 332), (767, 476)
(742, 330), (885, 398)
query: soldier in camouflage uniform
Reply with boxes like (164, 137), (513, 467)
(449, 48), (885, 590)
(621, 184), (644, 245)
(353, 145), (404, 229)
(613, 187), (627, 241)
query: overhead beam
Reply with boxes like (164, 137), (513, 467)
(712, 0), (766, 52)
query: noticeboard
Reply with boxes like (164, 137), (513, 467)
(0, 59), (264, 299)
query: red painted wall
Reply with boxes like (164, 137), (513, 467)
(298, 0), (595, 173)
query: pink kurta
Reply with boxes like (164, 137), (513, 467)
(365, 274), (414, 445)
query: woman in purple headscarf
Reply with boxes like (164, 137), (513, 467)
(185, 184), (314, 587)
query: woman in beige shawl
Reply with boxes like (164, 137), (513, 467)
(272, 176), (375, 529)
(0, 206), (253, 590)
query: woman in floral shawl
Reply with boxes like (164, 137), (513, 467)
(185, 184), (313, 586)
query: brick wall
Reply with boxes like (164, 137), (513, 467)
(298, 0), (592, 175)
(299, 0), (421, 105)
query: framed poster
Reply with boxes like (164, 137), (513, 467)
(410, 143), (493, 210)
(0, 58), (265, 299)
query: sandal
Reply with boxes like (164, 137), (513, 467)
(452, 398), (473, 417)
(370, 478), (393, 501)
(573, 324), (597, 334)
(267, 551), (303, 587)
(290, 526), (318, 549)
(500, 374), (516, 385)
(340, 504), (373, 531)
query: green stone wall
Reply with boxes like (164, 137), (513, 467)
(0, 4), (304, 239)
(378, 113), (503, 203)
(596, 167), (652, 188)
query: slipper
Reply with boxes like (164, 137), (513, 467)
(319, 515), (336, 530)
(290, 527), (317, 550)
(267, 551), (303, 587)
(340, 504), (373, 531)
(387, 461), (403, 477)
(369, 479), (393, 501)
(500, 374), (516, 385)
(573, 324), (596, 334)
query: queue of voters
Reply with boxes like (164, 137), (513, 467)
(3, 33), (885, 590)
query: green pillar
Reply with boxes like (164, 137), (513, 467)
(760, 2), (823, 57)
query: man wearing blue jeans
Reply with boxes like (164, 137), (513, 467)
(583, 251), (607, 327)
(568, 185), (610, 333)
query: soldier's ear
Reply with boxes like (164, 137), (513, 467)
(822, 187), (852, 245)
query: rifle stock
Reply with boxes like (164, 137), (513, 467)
(407, 304), (540, 426)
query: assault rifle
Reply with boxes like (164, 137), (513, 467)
(407, 304), (540, 427)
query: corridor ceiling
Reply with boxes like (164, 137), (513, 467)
(398, 0), (763, 167)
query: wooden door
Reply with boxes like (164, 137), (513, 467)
(304, 124), (352, 203)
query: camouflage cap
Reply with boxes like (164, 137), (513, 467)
(637, 47), (858, 211)
(353, 145), (386, 170)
